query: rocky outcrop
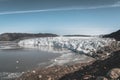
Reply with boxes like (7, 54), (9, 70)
(103, 29), (120, 41)
(107, 68), (120, 79)
(59, 50), (120, 80)
(0, 33), (58, 41)
(63, 35), (91, 37)
(96, 76), (108, 80)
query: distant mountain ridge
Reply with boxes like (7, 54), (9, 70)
(1, 29), (120, 41)
(103, 29), (120, 41)
(63, 35), (91, 37)
(0, 33), (58, 41)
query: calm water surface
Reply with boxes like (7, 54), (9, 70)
(0, 49), (60, 72)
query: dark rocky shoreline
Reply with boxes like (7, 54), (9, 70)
(16, 50), (120, 80)
(59, 50), (120, 80)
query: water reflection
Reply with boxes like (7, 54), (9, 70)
(21, 45), (69, 53)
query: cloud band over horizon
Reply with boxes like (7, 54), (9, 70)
(0, 0), (120, 15)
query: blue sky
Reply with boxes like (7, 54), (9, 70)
(0, 0), (120, 35)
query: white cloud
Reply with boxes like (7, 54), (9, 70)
(0, 1), (120, 15)
(112, 1), (120, 7)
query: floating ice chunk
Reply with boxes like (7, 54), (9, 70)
(16, 60), (19, 63)
(0, 72), (22, 79)
(32, 70), (36, 74)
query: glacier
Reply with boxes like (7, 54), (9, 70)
(18, 36), (117, 66)
(18, 37), (115, 55)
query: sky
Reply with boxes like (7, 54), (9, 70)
(0, 0), (120, 35)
